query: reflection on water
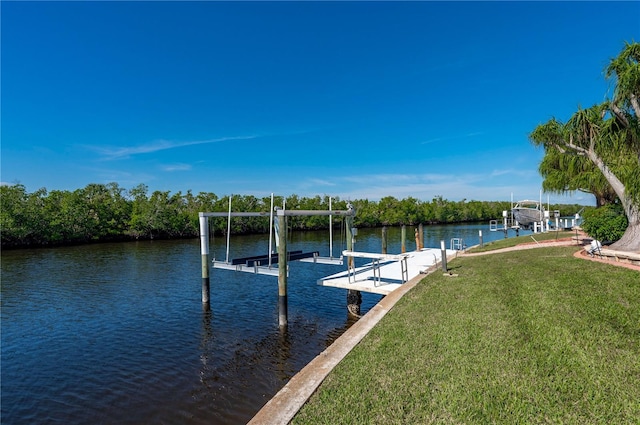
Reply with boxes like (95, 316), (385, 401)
(1, 224), (526, 424)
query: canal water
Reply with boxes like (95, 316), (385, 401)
(1, 224), (529, 424)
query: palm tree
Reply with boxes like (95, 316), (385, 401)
(530, 42), (640, 251)
(606, 41), (640, 122)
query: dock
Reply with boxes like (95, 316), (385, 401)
(318, 248), (457, 295)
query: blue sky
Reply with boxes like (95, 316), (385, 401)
(2, 1), (638, 205)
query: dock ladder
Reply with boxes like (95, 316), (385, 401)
(450, 238), (465, 251)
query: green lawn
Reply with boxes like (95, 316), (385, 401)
(467, 230), (578, 253)
(292, 247), (640, 425)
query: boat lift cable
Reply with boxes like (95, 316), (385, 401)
(226, 196), (233, 263)
(340, 216), (345, 254)
(268, 193), (274, 268)
(329, 197), (333, 259)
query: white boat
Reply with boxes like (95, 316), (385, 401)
(512, 200), (544, 229)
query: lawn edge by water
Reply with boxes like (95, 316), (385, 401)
(248, 260), (428, 425)
(290, 246), (640, 425)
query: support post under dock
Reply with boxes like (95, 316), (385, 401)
(345, 214), (361, 316)
(277, 212), (288, 328)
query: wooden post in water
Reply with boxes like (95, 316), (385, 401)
(345, 214), (361, 316)
(198, 214), (210, 309)
(418, 223), (424, 250)
(381, 226), (387, 255)
(277, 212), (288, 327)
(401, 225), (406, 253)
(414, 228), (420, 251)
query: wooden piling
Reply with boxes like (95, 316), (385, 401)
(479, 229), (484, 248)
(401, 225), (406, 253)
(414, 228), (420, 251)
(381, 226), (387, 255)
(277, 212), (288, 327)
(345, 214), (361, 316)
(199, 214), (210, 309)
(418, 223), (424, 250)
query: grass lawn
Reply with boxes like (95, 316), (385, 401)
(292, 247), (640, 424)
(467, 230), (578, 253)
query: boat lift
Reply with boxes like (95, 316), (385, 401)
(204, 197), (350, 276)
(198, 195), (357, 326)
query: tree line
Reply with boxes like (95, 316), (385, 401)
(0, 182), (585, 248)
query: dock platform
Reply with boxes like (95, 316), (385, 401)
(318, 248), (457, 295)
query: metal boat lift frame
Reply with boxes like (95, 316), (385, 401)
(198, 196), (356, 326)
(201, 198), (353, 276)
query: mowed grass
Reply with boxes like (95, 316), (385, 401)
(292, 247), (640, 425)
(467, 230), (578, 253)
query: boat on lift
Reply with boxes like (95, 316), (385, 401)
(512, 200), (544, 230)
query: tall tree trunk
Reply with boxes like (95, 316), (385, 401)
(630, 93), (640, 120)
(584, 148), (640, 252)
(609, 203), (640, 252)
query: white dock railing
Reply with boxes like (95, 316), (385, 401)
(342, 250), (409, 286)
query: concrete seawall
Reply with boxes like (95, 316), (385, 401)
(248, 267), (432, 424)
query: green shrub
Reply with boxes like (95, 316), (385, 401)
(581, 204), (627, 242)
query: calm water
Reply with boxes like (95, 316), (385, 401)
(1, 224), (528, 424)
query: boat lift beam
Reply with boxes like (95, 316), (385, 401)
(230, 251), (303, 266)
(230, 250), (319, 267)
(199, 209), (355, 218)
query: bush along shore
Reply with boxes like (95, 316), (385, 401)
(1, 183), (586, 249)
(291, 245), (640, 424)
